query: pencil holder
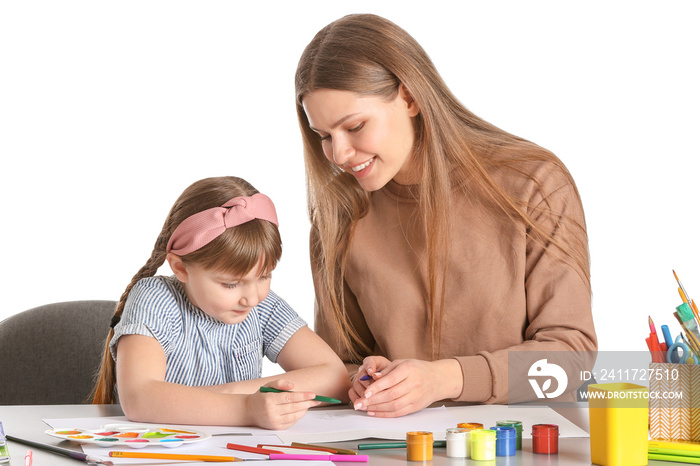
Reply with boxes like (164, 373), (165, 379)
(588, 383), (648, 466)
(648, 362), (700, 441)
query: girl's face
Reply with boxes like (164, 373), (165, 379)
(302, 86), (420, 191)
(170, 255), (272, 325)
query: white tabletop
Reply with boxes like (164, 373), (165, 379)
(0, 403), (676, 465)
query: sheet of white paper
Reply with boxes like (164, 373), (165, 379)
(276, 406), (456, 443)
(44, 403), (588, 451)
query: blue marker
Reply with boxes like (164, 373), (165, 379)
(661, 325), (674, 349)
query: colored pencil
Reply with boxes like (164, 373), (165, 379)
(291, 442), (357, 455)
(358, 441), (447, 450)
(268, 454), (368, 462)
(227, 444), (283, 455)
(257, 445), (337, 455)
(110, 451), (242, 462)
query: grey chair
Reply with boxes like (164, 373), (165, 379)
(0, 300), (116, 405)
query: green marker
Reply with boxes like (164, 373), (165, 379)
(358, 441), (447, 450)
(259, 386), (342, 404)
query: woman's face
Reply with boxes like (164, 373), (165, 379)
(302, 86), (420, 191)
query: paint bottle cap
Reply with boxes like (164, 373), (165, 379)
(532, 424), (559, 436)
(446, 428), (469, 437)
(457, 422), (483, 431)
(496, 420), (522, 429)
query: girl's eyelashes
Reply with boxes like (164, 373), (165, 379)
(223, 275), (270, 288)
(349, 122), (364, 132)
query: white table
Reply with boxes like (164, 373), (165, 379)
(0, 403), (675, 465)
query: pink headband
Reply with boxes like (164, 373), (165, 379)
(166, 193), (279, 256)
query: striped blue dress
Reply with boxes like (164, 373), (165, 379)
(110, 275), (307, 386)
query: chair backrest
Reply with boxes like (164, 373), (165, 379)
(0, 300), (116, 405)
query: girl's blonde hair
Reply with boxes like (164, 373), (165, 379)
(295, 14), (590, 363)
(91, 176), (282, 404)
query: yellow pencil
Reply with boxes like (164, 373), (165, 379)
(109, 451), (243, 462)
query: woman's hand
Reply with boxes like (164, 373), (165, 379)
(349, 356), (391, 403)
(246, 380), (321, 430)
(352, 358), (463, 418)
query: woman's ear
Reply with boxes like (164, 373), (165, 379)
(398, 83), (420, 117)
(166, 252), (189, 283)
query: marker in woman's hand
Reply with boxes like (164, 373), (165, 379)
(360, 371), (381, 381)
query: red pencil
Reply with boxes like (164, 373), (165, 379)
(227, 444), (284, 455)
(647, 316), (665, 363)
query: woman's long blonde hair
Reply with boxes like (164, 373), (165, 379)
(91, 176), (282, 404)
(295, 14), (590, 363)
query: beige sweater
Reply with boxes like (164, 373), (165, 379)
(312, 157), (598, 404)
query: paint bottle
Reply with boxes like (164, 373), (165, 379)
(496, 420), (522, 450)
(445, 427), (469, 458)
(470, 429), (496, 461)
(456, 422), (482, 458)
(406, 431), (433, 461)
(457, 422), (483, 430)
(490, 426), (516, 456)
(532, 424), (559, 454)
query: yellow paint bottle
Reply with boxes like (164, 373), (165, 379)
(406, 431), (433, 461)
(470, 429), (496, 461)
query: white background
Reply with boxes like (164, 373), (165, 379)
(1, 1), (698, 364)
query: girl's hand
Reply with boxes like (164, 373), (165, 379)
(349, 356), (391, 404)
(246, 380), (321, 430)
(352, 358), (463, 418)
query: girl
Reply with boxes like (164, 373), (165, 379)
(295, 14), (597, 417)
(92, 176), (350, 429)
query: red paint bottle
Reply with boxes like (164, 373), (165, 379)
(532, 424), (559, 454)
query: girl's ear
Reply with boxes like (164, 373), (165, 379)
(166, 252), (189, 283)
(398, 83), (420, 117)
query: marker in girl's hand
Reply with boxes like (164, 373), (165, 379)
(259, 386), (342, 404)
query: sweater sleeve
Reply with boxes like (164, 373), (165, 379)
(310, 227), (376, 364)
(454, 169), (598, 404)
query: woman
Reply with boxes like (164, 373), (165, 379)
(295, 13), (596, 417)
